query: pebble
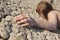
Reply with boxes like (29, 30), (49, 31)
(5, 16), (13, 22)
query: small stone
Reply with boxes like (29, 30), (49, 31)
(6, 26), (12, 33)
(5, 16), (13, 22)
(0, 23), (9, 39)
(11, 11), (18, 16)
(5, 22), (9, 26)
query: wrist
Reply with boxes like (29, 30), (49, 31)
(32, 19), (39, 27)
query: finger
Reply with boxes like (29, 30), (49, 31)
(14, 15), (26, 22)
(14, 14), (28, 19)
(14, 15), (22, 19)
(20, 23), (29, 27)
(14, 14), (29, 22)
(17, 19), (27, 24)
(14, 16), (24, 22)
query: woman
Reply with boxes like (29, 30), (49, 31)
(14, 1), (60, 31)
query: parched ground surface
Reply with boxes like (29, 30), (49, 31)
(0, 0), (60, 40)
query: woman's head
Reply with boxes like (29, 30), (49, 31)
(36, 1), (53, 19)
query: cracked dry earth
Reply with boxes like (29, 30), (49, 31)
(0, 0), (60, 40)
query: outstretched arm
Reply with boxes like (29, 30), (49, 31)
(14, 11), (58, 31)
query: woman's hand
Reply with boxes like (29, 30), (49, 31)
(14, 14), (36, 27)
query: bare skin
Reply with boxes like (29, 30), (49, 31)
(14, 10), (60, 31)
(14, 1), (60, 31)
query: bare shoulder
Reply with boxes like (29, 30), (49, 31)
(49, 10), (60, 14)
(47, 10), (58, 22)
(48, 10), (60, 22)
(48, 10), (57, 17)
(48, 10), (60, 17)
